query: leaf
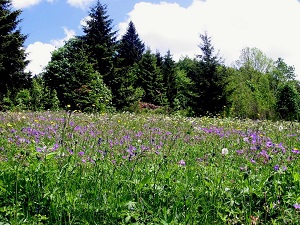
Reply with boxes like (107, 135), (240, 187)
(46, 151), (58, 160)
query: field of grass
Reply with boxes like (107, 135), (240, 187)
(0, 111), (300, 224)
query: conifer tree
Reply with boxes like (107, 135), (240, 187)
(81, 0), (117, 86)
(0, 0), (30, 102)
(162, 50), (177, 108)
(190, 32), (227, 116)
(137, 49), (166, 105)
(117, 21), (145, 68)
(111, 21), (145, 109)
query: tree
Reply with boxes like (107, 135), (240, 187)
(137, 49), (166, 105)
(162, 50), (177, 108)
(189, 32), (227, 116)
(235, 47), (274, 73)
(0, 0), (30, 103)
(117, 20), (145, 68)
(276, 82), (300, 121)
(111, 21), (145, 109)
(226, 67), (276, 119)
(43, 38), (112, 112)
(81, 0), (117, 86)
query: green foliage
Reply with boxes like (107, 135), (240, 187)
(276, 82), (300, 121)
(117, 20), (145, 68)
(235, 47), (274, 73)
(44, 38), (112, 112)
(0, 0), (31, 101)
(226, 67), (276, 119)
(137, 49), (167, 106)
(81, 0), (117, 86)
(187, 32), (227, 116)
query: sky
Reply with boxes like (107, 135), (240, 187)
(11, 0), (300, 80)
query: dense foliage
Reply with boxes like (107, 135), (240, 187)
(0, 0), (30, 106)
(1, 0), (300, 121)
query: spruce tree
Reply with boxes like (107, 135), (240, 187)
(117, 21), (145, 68)
(162, 50), (177, 108)
(137, 49), (166, 105)
(81, 0), (117, 86)
(0, 0), (30, 102)
(111, 21), (145, 109)
(190, 32), (226, 116)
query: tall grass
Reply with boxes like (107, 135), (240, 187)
(0, 111), (299, 224)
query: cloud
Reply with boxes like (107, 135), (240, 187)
(12, 0), (42, 8)
(119, 0), (300, 79)
(79, 16), (92, 29)
(25, 27), (75, 75)
(25, 42), (56, 75)
(67, 0), (95, 9)
(50, 27), (76, 47)
(12, 0), (54, 9)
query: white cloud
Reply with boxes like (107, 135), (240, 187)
(25, 42), (56, 75)
(67, 0), (95, 9)
(12, 0), (54, 9)
(12, 0), (42, 8)
(119, 0), (300, 79)
(79, 16), (92, 29)
(25, 27), (75, 75)
(50, 27), (76, 47)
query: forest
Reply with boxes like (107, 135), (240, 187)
(1, 0), (300, 120)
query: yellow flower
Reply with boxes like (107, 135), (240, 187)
(7, 123), (12, 127)
(67, 104), (71, 108)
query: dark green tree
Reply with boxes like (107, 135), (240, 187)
(111, 20), (145, 109)
(81, 0), (117, 86)
(162, 50), (177, 108)
(117, 20), (145, 68)
(43, 38), (111, 112)
(190, 32), (227, 116)
(0, 0), (30, 103)
(276, 82), (300, 121)
(137, 49), (166, 105)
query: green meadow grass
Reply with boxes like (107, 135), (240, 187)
(0, 111), (300, 224)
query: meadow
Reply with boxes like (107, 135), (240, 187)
(0, 111), (300, 225)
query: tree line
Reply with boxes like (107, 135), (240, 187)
(1, 0), (300, 120)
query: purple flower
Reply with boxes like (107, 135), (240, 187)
(78, 151), (85, 156)
(178, 160), (186, 166)
(274, 164), (279, 171)
(292, 149), (300, 154)
(250, 158), (256, 164)
(294, 204), (300, 209)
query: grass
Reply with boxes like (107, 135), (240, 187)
(0, 111), (300, 224)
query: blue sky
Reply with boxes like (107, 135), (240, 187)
(11, 0), (300, 79)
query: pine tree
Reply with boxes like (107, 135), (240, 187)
(162, 50), (177, 108)
(81, 0), (117, 86)
(111, 21), (145, 109)
(137, 49), (166, 105)
(117, 21), (145, 68)
(190, 32), (227, 116)
(0, 0), (30, 102)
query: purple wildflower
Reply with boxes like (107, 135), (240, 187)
(178, 159), (186, 166)
(250, 158), (256, 164)
(78, 151), (85, 156)
(291, 149), (300, 154)
(294, 204), (300, 209)
(274, 164), (279, 171)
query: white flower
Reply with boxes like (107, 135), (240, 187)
(222, 148), (228, 155)
(278, 125), (284, 132)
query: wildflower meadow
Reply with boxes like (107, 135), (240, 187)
(0, 111), (300, 224)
